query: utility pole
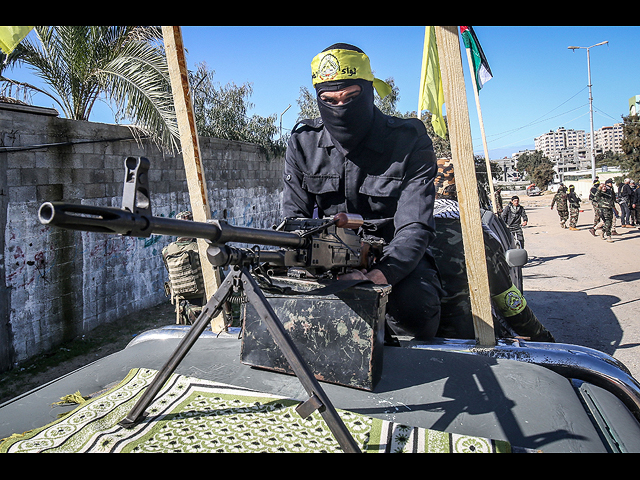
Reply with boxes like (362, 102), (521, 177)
(568, 41), (608, 180)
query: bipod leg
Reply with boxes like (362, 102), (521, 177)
(239, 268), (361, 453)
(119, 268), (239, 427)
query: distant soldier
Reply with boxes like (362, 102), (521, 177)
(588, 178), (601, 233)
(619, 178), (634, 227)
(550, 184), (569, 228)
(593, 179), (618, 243)
(567, 184), (581, 231)
(632, 180), (639, 227)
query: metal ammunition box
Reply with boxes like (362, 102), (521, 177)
(241, 276), (391, 391)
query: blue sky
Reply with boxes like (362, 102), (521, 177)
(9, 26), (640, 159)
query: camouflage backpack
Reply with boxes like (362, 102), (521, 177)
(162, 240), (206, 324)
(162, 240), (205, 297)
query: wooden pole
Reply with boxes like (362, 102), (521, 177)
(435, 26), (495, 346)
(162, 25), (225, 332)
(465, 47), (497, 214)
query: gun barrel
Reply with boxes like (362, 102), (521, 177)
(206, 244), (286, 268)
(211, 220), (306, 249)
(38, 202), (306, 249)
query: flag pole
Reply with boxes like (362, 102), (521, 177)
(465, 46), (497, 214)
(434, 26), (495, 346)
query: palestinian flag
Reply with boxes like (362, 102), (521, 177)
(460, 26), (493, 91)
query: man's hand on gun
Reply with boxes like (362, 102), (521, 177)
(338, 268), (387, 285)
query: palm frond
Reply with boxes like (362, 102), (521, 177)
(7, 26), (178, 151)
(97, 29), (179, 151)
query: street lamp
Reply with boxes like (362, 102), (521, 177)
(279, 104), (291, 139)
(568, 41), (608, 181)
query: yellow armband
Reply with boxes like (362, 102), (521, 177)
(491, 285), (527, 317)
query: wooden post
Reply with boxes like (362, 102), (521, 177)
(162, 25), (225, 332)
(435, 26), (495, 346)
(465, 47), (497, 214)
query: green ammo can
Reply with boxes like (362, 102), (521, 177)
(241, 276), (391, 391)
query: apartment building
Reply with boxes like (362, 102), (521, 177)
(587, 123), (624, 154)
(534, 127), (587, 158)
(535, 124), (623, 159)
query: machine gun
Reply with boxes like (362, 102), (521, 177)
(37, 157), (367, 453)
(38, 158), (368, 279)
(40, 201), (368, 277)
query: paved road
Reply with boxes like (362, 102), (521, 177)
(516, 194), (640, 381)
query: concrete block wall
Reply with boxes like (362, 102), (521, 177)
(0, 103), (284, 370)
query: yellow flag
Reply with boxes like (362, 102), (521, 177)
(418, 26), (447, 138)
(0, 26), (34, 55)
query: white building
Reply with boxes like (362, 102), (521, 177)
(535, 124), (623, 159)
(586, 123), (624, 155)
(534, 127), (587, 158)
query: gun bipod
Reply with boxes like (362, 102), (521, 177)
(118, 265), (361, 453)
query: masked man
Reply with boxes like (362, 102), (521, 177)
(283, 43), (442, 340)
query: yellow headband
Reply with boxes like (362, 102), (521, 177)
(311, 49), (392, 99)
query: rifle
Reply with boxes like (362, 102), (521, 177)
(37, 156), (364, 453)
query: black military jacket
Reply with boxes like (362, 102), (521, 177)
(282, 108), (438, 286)
(500, 204), (528, 230)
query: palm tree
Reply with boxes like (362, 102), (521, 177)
(1, 26), (178, 151)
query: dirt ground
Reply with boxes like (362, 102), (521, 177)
(1, 191), (638, 405)
(516, 192), (640, 380)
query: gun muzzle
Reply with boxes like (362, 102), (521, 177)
(38, 202), (153, 236)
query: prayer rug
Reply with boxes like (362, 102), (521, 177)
(0, 368), (512, 453)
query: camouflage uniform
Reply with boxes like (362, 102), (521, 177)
(432, 159), (555, 342)
(550, 187), (569, 228)
(434, 158), (457, 200)
(567, 185), (581, 229)
(431, 211), (555, 342)
(594, 186), (616, 240)
(494, 188), (504, 214)
(589, 181), (601, 228)
(162, 211), (206, 324)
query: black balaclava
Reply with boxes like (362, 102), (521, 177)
(315, 44), (375, 154)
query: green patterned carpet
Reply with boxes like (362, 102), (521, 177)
(1, 368), (512, 453)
